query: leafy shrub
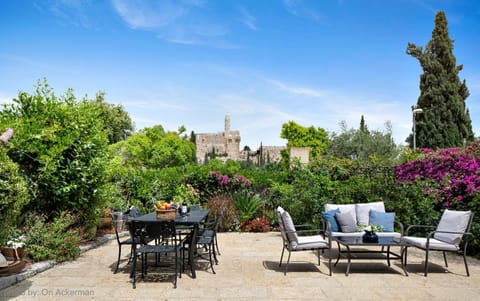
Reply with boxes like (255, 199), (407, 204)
(23, 211), (81, 262)
(0, 81), (109, 221)
(231, 190), (263, 224)
(206, 194), (236, 232)
(0, 148), (30, 247)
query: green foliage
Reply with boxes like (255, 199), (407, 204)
(328, 120), (400, 164)
(0, 80), (109, 221)
(406, 11), (474, 148)
(231, 191), (263, 223)
(90, 91), (134, 144)
(280, 120), (329, 160)
(115, 125), (196, 169)
(23, 211), (81, 262)
(0, 149), (30, 246)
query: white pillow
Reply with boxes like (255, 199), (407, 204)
(356, 202), (385, 226)
(434, 209), (471, 245)
(325, 204), (356, 223)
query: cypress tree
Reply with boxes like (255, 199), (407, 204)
(406, 11), (473, 149)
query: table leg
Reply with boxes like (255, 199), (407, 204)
(387, 246), (391, 266)
(189, 225), (198, 278)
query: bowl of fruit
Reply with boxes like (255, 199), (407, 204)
(154, 201), (177, 220)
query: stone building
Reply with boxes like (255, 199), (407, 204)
(195, 114), (285, 164)
(195, 114), (241, 164)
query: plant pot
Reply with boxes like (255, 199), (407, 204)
(1, 247), (26, 261)
(362, 231), (378, 243)
(99, 217), (112, 229)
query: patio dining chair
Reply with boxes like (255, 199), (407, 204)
(277, 206), (332, 276)
(112, 212), (141, 274)
(131, 220), (183, 289)
(401, 209), (473, 276)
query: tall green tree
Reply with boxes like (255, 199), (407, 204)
(406, 11), (474, 149)
(328, 119), (399, 164)
(90, 91), (134, 144)
(280, 120), (329, 161)
(0, 80), (109, 218)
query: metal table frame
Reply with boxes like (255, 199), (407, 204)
(332, 236), (408, 276)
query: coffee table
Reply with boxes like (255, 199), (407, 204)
(332, 236), (408, 276)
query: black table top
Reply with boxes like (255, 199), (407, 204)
(131, 209), (209, 225)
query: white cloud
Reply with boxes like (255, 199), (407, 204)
(266, 79), (330, 98)
(111, 0), (233, 48)
(283, 0), (324, 23)
(238, 5), (257, 31)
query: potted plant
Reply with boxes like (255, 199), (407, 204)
(98, 207), (113, 229)
(1, 231), (26, 261)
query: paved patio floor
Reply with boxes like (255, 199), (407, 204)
(1, 232), (479, 301)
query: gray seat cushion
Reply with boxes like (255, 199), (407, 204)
(402, 236), (460, 251)
(292, 235), (329, 250)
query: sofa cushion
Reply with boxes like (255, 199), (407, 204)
(369, 210), (395, 232)
(355, 201), (385, 226)
(335, 211), (357, 233)
(433, 209), (471, 245)
(322, 208), (340, 232)
(325, 204), (356, 224)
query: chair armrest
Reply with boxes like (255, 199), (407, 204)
(285, 228), (324, 236)
(405, 224), (436, 236)
(394, 220), (404, 236)
(426, 230), (472, 238)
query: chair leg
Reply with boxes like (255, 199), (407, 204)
(463, 252), (470, 277)
(114, 245), (122, 274)
(424, 248), (430, 277)
(215, 235), (221, 255)
(328, 248), (332, 276)
(284, 251), (291, 275)
(317, 249), (320, 265)
(442, 251), (448, 267)
(208, 244), (216, 274)
(279, 246), (285, 267)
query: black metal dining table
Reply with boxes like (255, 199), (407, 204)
(130, 209), (209, 278)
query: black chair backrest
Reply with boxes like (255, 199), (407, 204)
(131, 220), (177, 245)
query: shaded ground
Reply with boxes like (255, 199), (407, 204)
(1, 232), (479, 301)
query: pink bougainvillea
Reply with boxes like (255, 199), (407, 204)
(395, 142), (480, 209)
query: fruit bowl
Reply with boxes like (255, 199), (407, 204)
(155, 208), (177, 220)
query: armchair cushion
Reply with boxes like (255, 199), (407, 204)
(293, 235), (329, 250)
(434, 209), (471, 245)
(281, 211), (298, 247)
(356, 201), (385, 226)
(369, 210), (395, 232)
(335, 211), (357, 233)
(322, 208), (340, 232)
(402, 236), (460, 251)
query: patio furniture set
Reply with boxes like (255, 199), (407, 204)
(111, 206), (223, 288)
(277, 201), (473, 277)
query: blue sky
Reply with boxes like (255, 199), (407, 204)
(1, 0), (479, 148)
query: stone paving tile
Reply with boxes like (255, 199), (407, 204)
(1, 232), (480, 301)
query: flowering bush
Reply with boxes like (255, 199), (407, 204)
(395, 142), (480, 209)
(240, 217), (270, 232)
(208, 170), (252, 195)
(23, 211), (81, 262)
